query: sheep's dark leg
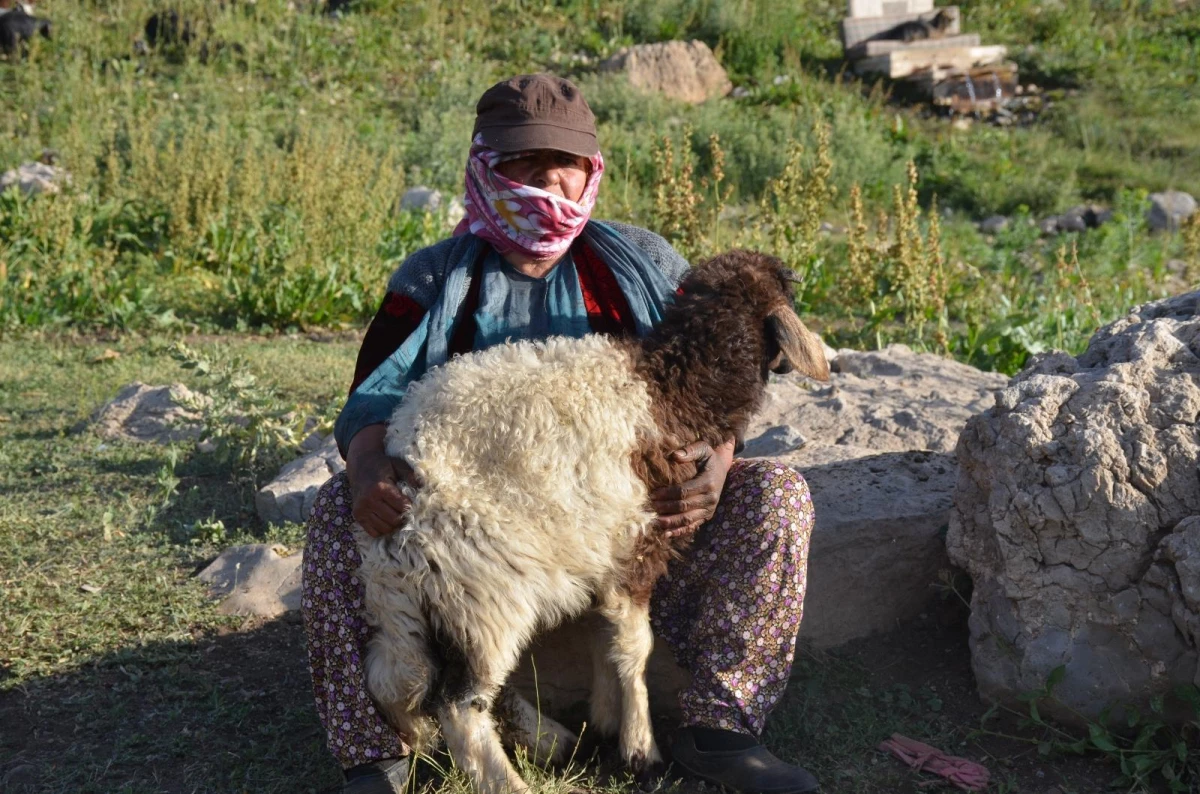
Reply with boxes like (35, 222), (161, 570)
(432, 621), (531, 794)
(595, 590), (663, 782)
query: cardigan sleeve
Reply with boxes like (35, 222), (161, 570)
(603, 221), (691, 286)
(333, 237), (470, 457)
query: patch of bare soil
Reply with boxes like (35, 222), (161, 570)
(822, 612), (1125, 793)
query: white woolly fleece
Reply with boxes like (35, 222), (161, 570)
(356, 334), (662, 761)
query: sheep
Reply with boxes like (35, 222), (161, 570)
(354, 249), (830, 794)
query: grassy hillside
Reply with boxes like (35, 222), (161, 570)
(1, 0), (1198, 371)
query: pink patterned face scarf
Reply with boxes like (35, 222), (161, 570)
(453, 134), (605, 260)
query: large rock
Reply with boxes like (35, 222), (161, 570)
(196, 544), (302, 618)
(600, 40), (732, 104)
(743, 345), (1006, 648)
(0, 162), (69, 197)
(948, 290), (1200, 722)
(87, 382), (207, 444)
(746, 344), (1007, 457)
(1147, 190), (1197, 232)
(255, 433), (345, 524)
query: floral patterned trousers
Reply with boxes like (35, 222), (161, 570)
(301, 459), (815, 770)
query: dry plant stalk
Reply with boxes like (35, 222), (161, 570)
(651, 129), (704, 258)
(1183, 213), (1200, 282)
(845, 184), (875, 308)
(758, 122), (836, 283)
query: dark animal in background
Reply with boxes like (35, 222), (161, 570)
(141, 9), (197, 50)
(881, 9), (954, 43)
(0, 7), (50, 55)
(137, 7), (239, 62)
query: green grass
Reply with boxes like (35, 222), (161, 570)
(1, 0), (1197, 373)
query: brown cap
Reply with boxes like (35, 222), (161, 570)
(473, 74), (598, 157)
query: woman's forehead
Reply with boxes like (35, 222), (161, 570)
(496, 149), (589, 165)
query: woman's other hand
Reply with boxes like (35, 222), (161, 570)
(346, 424), (418, 537)
(650, 438), (736, 538)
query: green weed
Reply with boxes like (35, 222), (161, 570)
(978, 667), (1200, 792)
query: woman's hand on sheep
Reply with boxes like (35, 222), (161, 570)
(346, 424), (418, 537)
(651, 438), (736, 538)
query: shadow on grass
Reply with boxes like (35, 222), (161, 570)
(0, 618), (341, 794)
(0, 608), (1122, 794)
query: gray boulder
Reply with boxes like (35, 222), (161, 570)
(399, 186), (465, 226)
(948, 290), (1200, 722)
(87, 382), (207, 444)
(196, 544), (302, 618)
(600, 40), (732, 104)
(1147, 190), (1197, 232)
(0, 162), (69, 197)
(742, 345), (1006, 648)
(978, 215), (1009, 235)
(1038, 216), (1061, 236)
(255, 433), (344, 524)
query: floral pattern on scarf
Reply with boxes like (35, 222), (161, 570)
(453, 134), (605, 259)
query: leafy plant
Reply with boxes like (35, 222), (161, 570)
(978, 667), (1200, 792)
(169, 342), (326, 491)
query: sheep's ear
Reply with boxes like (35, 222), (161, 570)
(766, 307), (830, 382)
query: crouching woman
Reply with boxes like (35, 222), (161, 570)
(301, 73), (821, 794)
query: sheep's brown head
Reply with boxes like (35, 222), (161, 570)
(673, 249), (830, 384)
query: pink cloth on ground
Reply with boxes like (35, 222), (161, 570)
(877, 733), (991, 791)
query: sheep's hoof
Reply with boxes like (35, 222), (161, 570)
(629, 753), (668, 792)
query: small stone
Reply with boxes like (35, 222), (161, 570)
(1056, 211), (1088, 233)
(1038, 217), (1060, 235)
(399, 186), (443, 213)
(978, 215), (1009, 235)
(742, 425), (807, 457)
(1147, 190), (1197, 231)
(80, 583), (102, 594)
(730, 86), (750, 99)
(256, 434), (345, 524)
(196, 544), (302, 618)
(84, 383), (208, 445)
(0, 161), (70, 197)
(951, 117), (972, 131)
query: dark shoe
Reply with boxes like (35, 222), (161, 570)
(343, 757), (411, 794)
(670, 728), (819, 794)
